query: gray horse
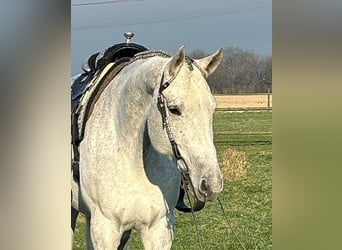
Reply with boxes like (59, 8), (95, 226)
(72, 46), (224, 249)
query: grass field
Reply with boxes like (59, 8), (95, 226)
(73, 111), (272, 249)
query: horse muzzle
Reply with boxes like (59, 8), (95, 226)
(198, 179), (221, 201)
(198, 176), (223, 202)
(176, 170), (223, 213)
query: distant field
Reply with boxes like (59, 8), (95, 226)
(215, 94), (272, 109)
(73, 111), (272, 249)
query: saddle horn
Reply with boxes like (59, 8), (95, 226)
(124, 32), (134, 43)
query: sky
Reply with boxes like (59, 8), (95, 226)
(71, 0), (272, 75)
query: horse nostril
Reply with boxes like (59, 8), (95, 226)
(199, 179), (209, 196)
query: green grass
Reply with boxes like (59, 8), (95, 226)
(73, 111), (272, 249)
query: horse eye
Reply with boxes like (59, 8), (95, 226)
(168, 106), (181, 116)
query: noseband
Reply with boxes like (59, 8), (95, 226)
(157, 59), (206, 212)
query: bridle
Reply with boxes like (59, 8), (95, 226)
(156, 58), (206, 212)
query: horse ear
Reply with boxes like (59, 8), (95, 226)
(165, 46), (185, 78)
(195, 48), (224, 78)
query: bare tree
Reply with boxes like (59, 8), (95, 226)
(190, 47), (272, 94)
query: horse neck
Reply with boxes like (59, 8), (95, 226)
(110, 57), (165, 161)
(143, 129), (181, 194)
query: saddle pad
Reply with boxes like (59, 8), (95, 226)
(71, 73), (93, 112)
(74, 62), (116, 141)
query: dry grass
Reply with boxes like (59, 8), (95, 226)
(221, 148), (248, 181)
(214, 94), (272, 109)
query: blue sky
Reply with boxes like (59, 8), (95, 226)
(71, 0), (272, 75)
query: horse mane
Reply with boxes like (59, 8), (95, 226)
(129, 50), (206, 76)
(131, 50), (171, 61)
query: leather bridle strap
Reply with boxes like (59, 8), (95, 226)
(157, 73), (184, 163)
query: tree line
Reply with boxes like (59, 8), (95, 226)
(190, 47), (272, 94)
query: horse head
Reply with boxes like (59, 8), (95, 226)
(147, 46), (224, 206)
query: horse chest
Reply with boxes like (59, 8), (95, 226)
(107, 191), (168, 230)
